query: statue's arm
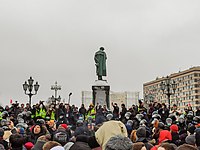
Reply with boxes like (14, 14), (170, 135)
(94, 54), (98, 64)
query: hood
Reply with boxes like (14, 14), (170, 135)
(159, 130), (172, 144)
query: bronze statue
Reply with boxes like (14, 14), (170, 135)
(94, 47), (107, 80)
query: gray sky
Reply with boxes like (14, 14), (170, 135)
(0, 0), (200, 106)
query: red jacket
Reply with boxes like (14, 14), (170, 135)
(151, 130), (172, 150)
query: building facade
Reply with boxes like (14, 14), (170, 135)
(143, 66), (200, 110)
(81, 91), (93, 109)
(81, 91), (140, 110)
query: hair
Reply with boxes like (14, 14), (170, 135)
(158, 143), (175, 150)
(42, 141), (61, 150)
(130, 130), (137, 143)
(121, 104), (125, 107)
(9, 133), (26, 148)
(132, 142), (145, 150)
(177, 144), (198, 150)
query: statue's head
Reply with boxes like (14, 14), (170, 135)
(100, 47), (104, 51)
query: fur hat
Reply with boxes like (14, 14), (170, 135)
(105, 135), (133, 150)
(186, 135), (196, 145)
(31, 135), (50, 150)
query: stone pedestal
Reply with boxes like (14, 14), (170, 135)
(92, 80), (110, 109)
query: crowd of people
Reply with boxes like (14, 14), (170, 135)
(0, 100), (200, 150)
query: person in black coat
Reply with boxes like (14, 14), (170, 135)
(79, 104), (87, 120)
(158, 103), (169, 123)
(56, 112), (68, 128)
(196, 107), (200, 116)
(111, 102), (119, 119)
(120, 104), (127, 123)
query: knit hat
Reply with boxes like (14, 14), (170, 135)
(60, 124), (68, 129)
(19, 128), (25, 135)
(170, 124), (179, 133)
(63, 142), (74, 150)
(50, 146), (65, 150)
(136, 127), (146, 142)
(186, 135), (196, 145)
(24, 142), (34, 150)
(0, 128), (4, 137)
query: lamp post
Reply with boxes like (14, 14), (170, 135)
(160, 76), (177, 110)
(51, 81), (61, 105)
(68, 92), (72, 104)
(23, 77), (40, 105)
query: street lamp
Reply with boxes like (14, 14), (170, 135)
(160, 76), (177, 110)
(68, 92), (72, 104)
(23, 77), (39, 105)
(51, 81), (61, 105)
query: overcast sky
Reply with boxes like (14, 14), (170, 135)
(0, 0), (200, 106)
